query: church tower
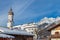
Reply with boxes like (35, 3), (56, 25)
(7, 8), (14, 29)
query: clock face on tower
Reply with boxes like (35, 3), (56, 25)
(8, 15), (13, 21)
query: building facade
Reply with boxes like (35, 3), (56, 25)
(47, 23), (60, 40)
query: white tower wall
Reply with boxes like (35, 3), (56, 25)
(7, 8), (14, 29)
(7, 22), (13, 28)
(8, 15), (13, 21)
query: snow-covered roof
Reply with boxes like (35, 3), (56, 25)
(0, 27), (33, 36)
(0, 34), (15, 38)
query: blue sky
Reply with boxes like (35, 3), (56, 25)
(0, 0), (60, 26)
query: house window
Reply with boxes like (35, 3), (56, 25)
(55, 32), (59, 34)
(10, 39), (12, 40)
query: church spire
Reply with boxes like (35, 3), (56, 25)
(8, 8), (14, 15)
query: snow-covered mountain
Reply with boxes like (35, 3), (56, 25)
(38, 17), (60, 25)
(13, 17), (60, 30)
(38, 17), (55, 25)
(37, 17), (60, 29)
